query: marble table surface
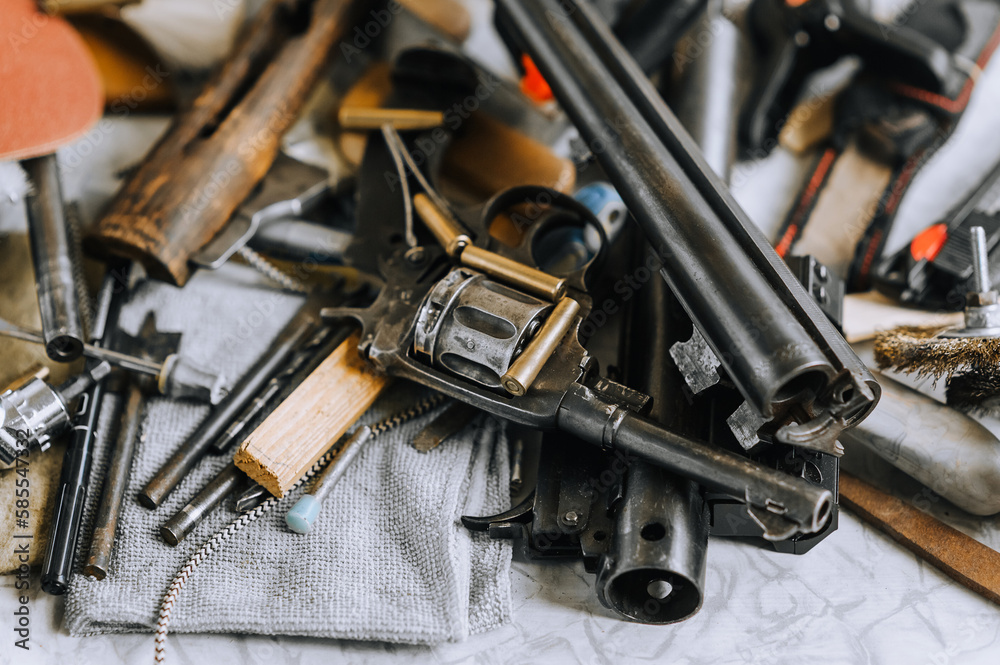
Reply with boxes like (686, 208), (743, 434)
(5, 0), (1000, 663)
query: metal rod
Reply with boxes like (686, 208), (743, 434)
(209, 319), (357, 454)
(284, 427), (372, 534)
(159, 463), (247, 546)
(22, 153), (85, 361)
(502, 297), (580, 395)
(84, 382), (145, 579)
(971, 226), (991, 293)
(139, 301), (326, 507)
(0, 318), (162, 376)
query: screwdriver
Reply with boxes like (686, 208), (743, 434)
(0, 317), (228, 404)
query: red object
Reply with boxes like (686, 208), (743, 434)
(910, 223), (949, 262)
(0, 0), (103, 161)
(519, 54), (554, 104)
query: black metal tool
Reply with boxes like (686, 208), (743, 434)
(22, 153), (86, 361)
(739, 0), (991, 154)
(84, 379), (144, 580)
(40, 270), (125, 595)
(159, 463), (249, 546)
(493, 0), (878, 456)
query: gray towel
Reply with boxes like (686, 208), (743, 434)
(65, 263), (513, 643)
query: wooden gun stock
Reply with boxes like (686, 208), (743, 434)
(86, 0), (365, 285)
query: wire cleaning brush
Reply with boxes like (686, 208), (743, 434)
(875, 226), (1000, 412)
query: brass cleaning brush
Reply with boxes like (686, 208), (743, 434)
(875, 226), (1000, 412)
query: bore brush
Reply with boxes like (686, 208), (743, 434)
(875, 226), (1000, 411)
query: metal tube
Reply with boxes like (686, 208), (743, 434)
(139, 301), (324, 508)
(22, 153), (85, 361)
(669, 4), (748, 181)
(557, 386), (833, 539)
(596, 242), (709, 623)
(461, 246), (567, 302)
(495, 0), (878, 421)
(339, 107), (444, 131)
(84, 382), (145, 580)
(160, 463), (246, 546)
(501, 297), (580, 396)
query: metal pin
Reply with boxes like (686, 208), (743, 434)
(412, 401), (477, 452)
(159, 463), (247, 546)
(285, 428), (373, 534)
(509, 436), (524, 495)
(971, 226), (992, 293)
(0, 317), (227, 404)
(235, 483), (271, 514)
(84, 383), (144, 579)
(461, 246), (566, 301)
(339, 107), (445, 131)
(501, 297), (581, 396)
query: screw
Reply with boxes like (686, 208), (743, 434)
(562, 510), (580, 526)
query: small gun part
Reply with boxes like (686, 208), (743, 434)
(0, 361), (111, 464)
(22, 153), (86, 361)
(338, 107), (445, 131)
(84, 381), (144, 579)
(0, 317), (227, 404)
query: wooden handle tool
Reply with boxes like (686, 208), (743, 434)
(86, 0), (365, 285)
(840, 471), (1000, 606)
(234, 331), (390, 497)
